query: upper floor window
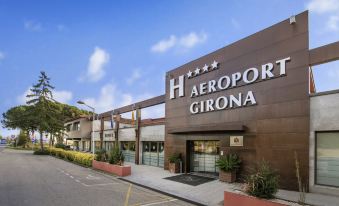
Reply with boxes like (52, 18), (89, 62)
(66, 124), (71, 132)
(73, 122), (80, 131)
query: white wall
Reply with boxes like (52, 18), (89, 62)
(118, 128), (135, 141)
(140, 125), (165, 141)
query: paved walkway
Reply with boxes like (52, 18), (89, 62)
(122, 163), (339, 206)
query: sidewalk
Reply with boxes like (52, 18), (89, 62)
(121, 163), (339, 206)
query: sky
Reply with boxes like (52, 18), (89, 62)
(0, 0), (338, 137)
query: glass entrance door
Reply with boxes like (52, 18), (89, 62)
(142, 141), (164, 167)
(190, 141), (220, 174)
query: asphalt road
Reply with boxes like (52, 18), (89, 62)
(0, 148), (194, 206)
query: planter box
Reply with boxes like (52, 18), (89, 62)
(92, 160), (131, 177)
(224, 191), (287, 206)
(169, 162), (180, 173)
(219, 170), (236, 183)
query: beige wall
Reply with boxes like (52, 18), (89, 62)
(310, 90), (339, 196)
(64, 118), (91, 139)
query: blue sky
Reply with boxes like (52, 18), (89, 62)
(0, 0), (338, 137)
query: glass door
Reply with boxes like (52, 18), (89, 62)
(191, 141), (220, 174)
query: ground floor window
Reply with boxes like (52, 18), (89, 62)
(190, 140), (220, 174)
(316, 131), (339, 187)
(142, 141), (164, 167)
(104, 141), (114, 152)
(121, 141), (135, 163)
(73, 141), (79, 150)
(94, 141), (101, 151)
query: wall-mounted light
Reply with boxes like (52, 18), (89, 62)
(289, 15), (296, 24)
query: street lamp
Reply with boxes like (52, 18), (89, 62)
(77, 100), (95, 155)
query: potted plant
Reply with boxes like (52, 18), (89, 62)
(216, 153), (241, 183)
(92, 146), (131, 176)
(168, 153), (181, 173)
(224, 161), (283, 206)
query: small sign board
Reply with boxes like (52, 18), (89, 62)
(230, 136), (243, 147)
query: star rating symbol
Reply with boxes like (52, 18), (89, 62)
(211, 60), (219, 70)
(194, 67), (200, 76)
(202, 64), (209, 72)
(187, 70), (193, 78)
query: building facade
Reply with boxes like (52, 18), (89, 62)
(64, 10), (339, 193)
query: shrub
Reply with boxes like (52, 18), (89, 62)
(108, 146), (124, 165)
(216, 154), (241, 172)
(48, 147), (94, 167)
(55, 143), (66, 149)
(168, 153), (181, 163)
(33, 149), (50, 155)
(95, 149), (107, 162)
(245, 161), (279, 199)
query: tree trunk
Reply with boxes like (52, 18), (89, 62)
(40, 131), (44, 151)
(51, 134), (55, 146)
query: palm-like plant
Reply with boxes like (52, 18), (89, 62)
(216, 154), (241, 172)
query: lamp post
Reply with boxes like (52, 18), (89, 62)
(77, 100), (95, 155)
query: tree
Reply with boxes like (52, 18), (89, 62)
(26, 71), (56, 151)
(2, 72), (91, 150)
(17, 130), (29, 147)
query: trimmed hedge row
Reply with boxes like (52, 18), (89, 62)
(48, 147), (94, 167)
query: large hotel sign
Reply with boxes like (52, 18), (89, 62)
(169, 57), (291, 114)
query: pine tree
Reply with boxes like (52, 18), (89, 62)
(26, 71), (56, 151)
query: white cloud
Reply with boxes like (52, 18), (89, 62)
(306, 0), (339, 14)
(81, 83), (155, 113)
(327, 15), (339, 31)
(84, 47), (110, 82)
(0, 51), (4, 61)
(151, 31), (207, 53)
(126, 69), (141, 85)
(17, 88), (73, 104)
(179, 32), (207, 49)
(24, 20), (42, 32)
(53, 90), (73, 103)
(151, 35), (177, 53)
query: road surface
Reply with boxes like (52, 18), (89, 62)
(0, 148), (194, 206)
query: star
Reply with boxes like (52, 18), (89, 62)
(187, 70), (193, 78)
(202, 64), (209, 72)
(194, 67), (200, 76)
(211, 60), (219, 69)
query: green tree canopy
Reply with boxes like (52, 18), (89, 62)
(2, 71), (90, 150)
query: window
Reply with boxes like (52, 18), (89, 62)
(66, 124), (71, 132)
(316, 131), (339, 187)
(73, 122), (80, 131)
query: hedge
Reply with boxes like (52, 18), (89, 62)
(48, 147), (94, 167)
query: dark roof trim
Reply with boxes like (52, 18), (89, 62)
(168, 124), (244, 134)
(309, 41), (339, 66)
(310, 89), (339, 97)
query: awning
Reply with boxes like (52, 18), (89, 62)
(167, 123), (244, 134)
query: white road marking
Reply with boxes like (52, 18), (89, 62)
(139, 199), (178, 206)
(65, 173), (69, 176)
(75, 179), (80, 183)
(70, 176), (74, 179)
(86, 174), (101, 180)
(81, 182), (119, 187)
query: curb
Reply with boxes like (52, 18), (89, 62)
(118, 178), (207, 206)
